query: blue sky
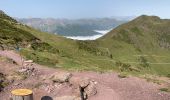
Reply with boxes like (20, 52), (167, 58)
(0, 0), (170, 19)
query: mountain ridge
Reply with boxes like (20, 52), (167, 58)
(17, 17), (128, 36)
(100, 15), (170, 51)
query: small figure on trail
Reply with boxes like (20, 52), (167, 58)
(15, 45), (21, 52)
(15, 45), (24, 67)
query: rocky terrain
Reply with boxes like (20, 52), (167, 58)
(1, 10), (170, 100)
(0, 50), (170, 100)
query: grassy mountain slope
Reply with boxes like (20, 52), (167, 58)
(0, 11), (39, 49)
(21, 15), (170, 76)
(0, 11), (59, 66)
(98, 15), (170, 76)
(19, 23), (115, 71)
(1, 11), (170, 77)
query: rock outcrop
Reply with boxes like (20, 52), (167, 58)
(50, 72), (72, 83)
(70, 77), (97, 99)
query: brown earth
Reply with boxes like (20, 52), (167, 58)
(0, 50), (170, 100)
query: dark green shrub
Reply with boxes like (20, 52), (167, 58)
(31, 42), (59, 53)
(118, 73), (128, 78)
(116, 61), (131, 72)
(130, 27), (143, 36)
(138, 56), (149, 68)
(159, 88), (169, 92)
(167, 74), (170, 78)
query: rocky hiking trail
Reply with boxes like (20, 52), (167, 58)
(0, 50), (170, 100)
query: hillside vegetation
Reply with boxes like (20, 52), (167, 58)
(99, 15), (170, 76)
(0, 11), (38, 49)
(1, 11), (170, 77)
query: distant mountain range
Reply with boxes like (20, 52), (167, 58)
(17, 18), (130, 36)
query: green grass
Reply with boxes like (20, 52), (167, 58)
(159, 88), (170, 92)
(19, 21), (170, 76)
(1, 12), (170, 78)
(20, 49), (59, 67)
(15, 27), (170, 76)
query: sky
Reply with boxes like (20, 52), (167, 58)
(0, 0), (170, 19)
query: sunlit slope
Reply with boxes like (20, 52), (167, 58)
(98, 15), (170, 75)
(1, 10), (170, 76)
(0, 11), (39, 49)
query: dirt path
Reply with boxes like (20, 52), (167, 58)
(0, 50), (170, 100)
(73, 72), (170, 100)
(0, 50), (23, 65)
(81, 57), (170, 65)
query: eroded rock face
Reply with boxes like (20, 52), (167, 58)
(50, 72), (72, 83)
(84, 81), (97, 96)
(69, 77), (97, 98)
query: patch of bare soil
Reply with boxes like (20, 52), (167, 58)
(0, 50), (170, 100)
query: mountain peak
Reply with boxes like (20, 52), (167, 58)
(0, 10), (5, 14)
(139, 15), (160, 19)
(133, 15), (161, 23)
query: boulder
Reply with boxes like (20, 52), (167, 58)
(24, 60), (33, 63)
(84, 81), (97, 96)
(69, 77), (97, 98)
(18, 69), (27, 73)
(69, 77), (90, 88)
(18, 67), (35, 75)
(50, 72), (72, 83)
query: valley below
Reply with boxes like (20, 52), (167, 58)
(65, 29), (111, 40)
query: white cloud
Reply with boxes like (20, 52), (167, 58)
(64, 29), (111, 40)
